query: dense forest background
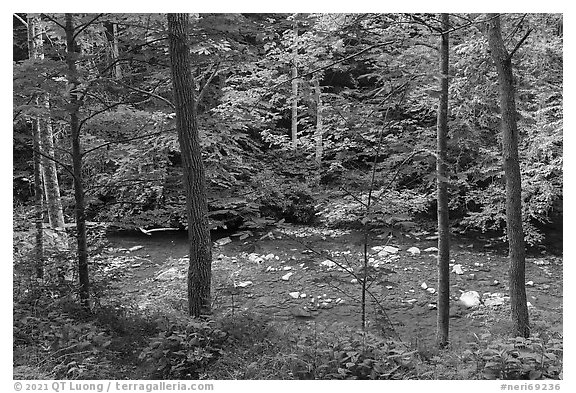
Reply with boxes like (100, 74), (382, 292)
(12, 13), (563, 381)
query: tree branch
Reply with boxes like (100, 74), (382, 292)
(195, 62), (221, 112)
(115, 81), (175, 109)
(40, 13), (65, 31)
(81, 129), (171, 157)
(73, 13), (105, 41)
(13, 13), (27, 27)
(508, 29), (532, 60)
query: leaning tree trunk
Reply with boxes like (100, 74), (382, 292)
(65, 13), (90, 310)
(436, 13), (450, 349)
(291, 15), (299, 151)
(167, 13), (213, 317)
(27, 15), (44, 279)
(487, 13), (530, 338)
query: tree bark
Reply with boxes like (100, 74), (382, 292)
(436, 13), (450, 349)
(313, 76), (323, 165)
(291, 15), (298, 150)
(487, 13), (530, 338)
(27, 15), (44, 279)
(167, 13), (213, 317)
(104, 21), (122, 80)
(40, 103), (65, 229)
(65, 13), (90, 310)
(32, 112), (44, 280)
(27, 16), (65, 231)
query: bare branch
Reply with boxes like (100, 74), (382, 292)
(508, 29), (532, 60)
(73, 13), (105, 41)
(115, 81), (175, 109)
(195, 62), (221, 112)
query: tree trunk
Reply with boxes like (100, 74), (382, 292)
(313, 76), (323, 165)
(27, 16), (65, 230)
(40, 102), (65, 229)
(436, 13), (450, 349)
(105, 21), (122, 79)
(65, 13), (90, 310)
(27, 15), (44, 279)
(291, 16), (298, 150)
(167, 13), (213, 317)
(32, 113), (44, 280)
(487, 13), (530, 338)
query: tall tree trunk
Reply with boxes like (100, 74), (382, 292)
(27, 15), (44, 279)
(487, 13), (530, 338)
(27, 16), (65, 230)
(167, 13), (213, 317)
(291, 15), (298, 150)
(40, 103), (65, 229)
(32, 114), (44, 280)
(436, 13), (450, 349)
(104, 21), (122, 79)
(313, 76), (323, 165)
(65, 13), (90, 310)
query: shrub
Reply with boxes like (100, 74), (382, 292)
(139, 318), (228, 379)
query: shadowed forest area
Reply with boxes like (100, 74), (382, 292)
(13, 13), (562, 380)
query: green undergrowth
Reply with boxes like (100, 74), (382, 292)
(14, 293), (563, 380)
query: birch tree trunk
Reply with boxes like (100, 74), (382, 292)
(27, 15), (65, 230)
(487, 13), (530, 338)
(167, 13), (213, 317)
(436, 13), (450, 349)
(65, 13), (90, 310)
(27, 15), (44, 279)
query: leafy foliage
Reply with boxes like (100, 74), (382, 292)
(139, 318), (228, 379)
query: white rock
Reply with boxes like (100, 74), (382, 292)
(421, 282), (428, 290)
(283, 266), (292, 271)
(236, 281), (253, 288)
(289, 291), (300, 299)
(428, 303), (437, 310)
(407, 246), (421, 255)
(406, 299), (418, 304)
(526, 280), (534, 286)
(265, 266), (273, 272)
(426, 288), (436, 294)
(281, 272), (294, 281)
(484, 297), (505, 307)
(248, 253), (263, 263)
(350, 278), (358, 284)
(452, 264), (464, 275)
(300, 293), (307, 298)
(129, 245), (144, 252)
(424, 247), (439, 253)
(214, 237), (232, 246)
(386, 286), (394, 290)
(459, 291), (481, 308)
(378, 250), (389, 257)
(264, 253), (275, 260)
(321, 260), (336, 268)
(335, 298), (342, 303)
(371, 246), (384, 252)
(383, 246), (399, 254)
(155, 267), (180, 281)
